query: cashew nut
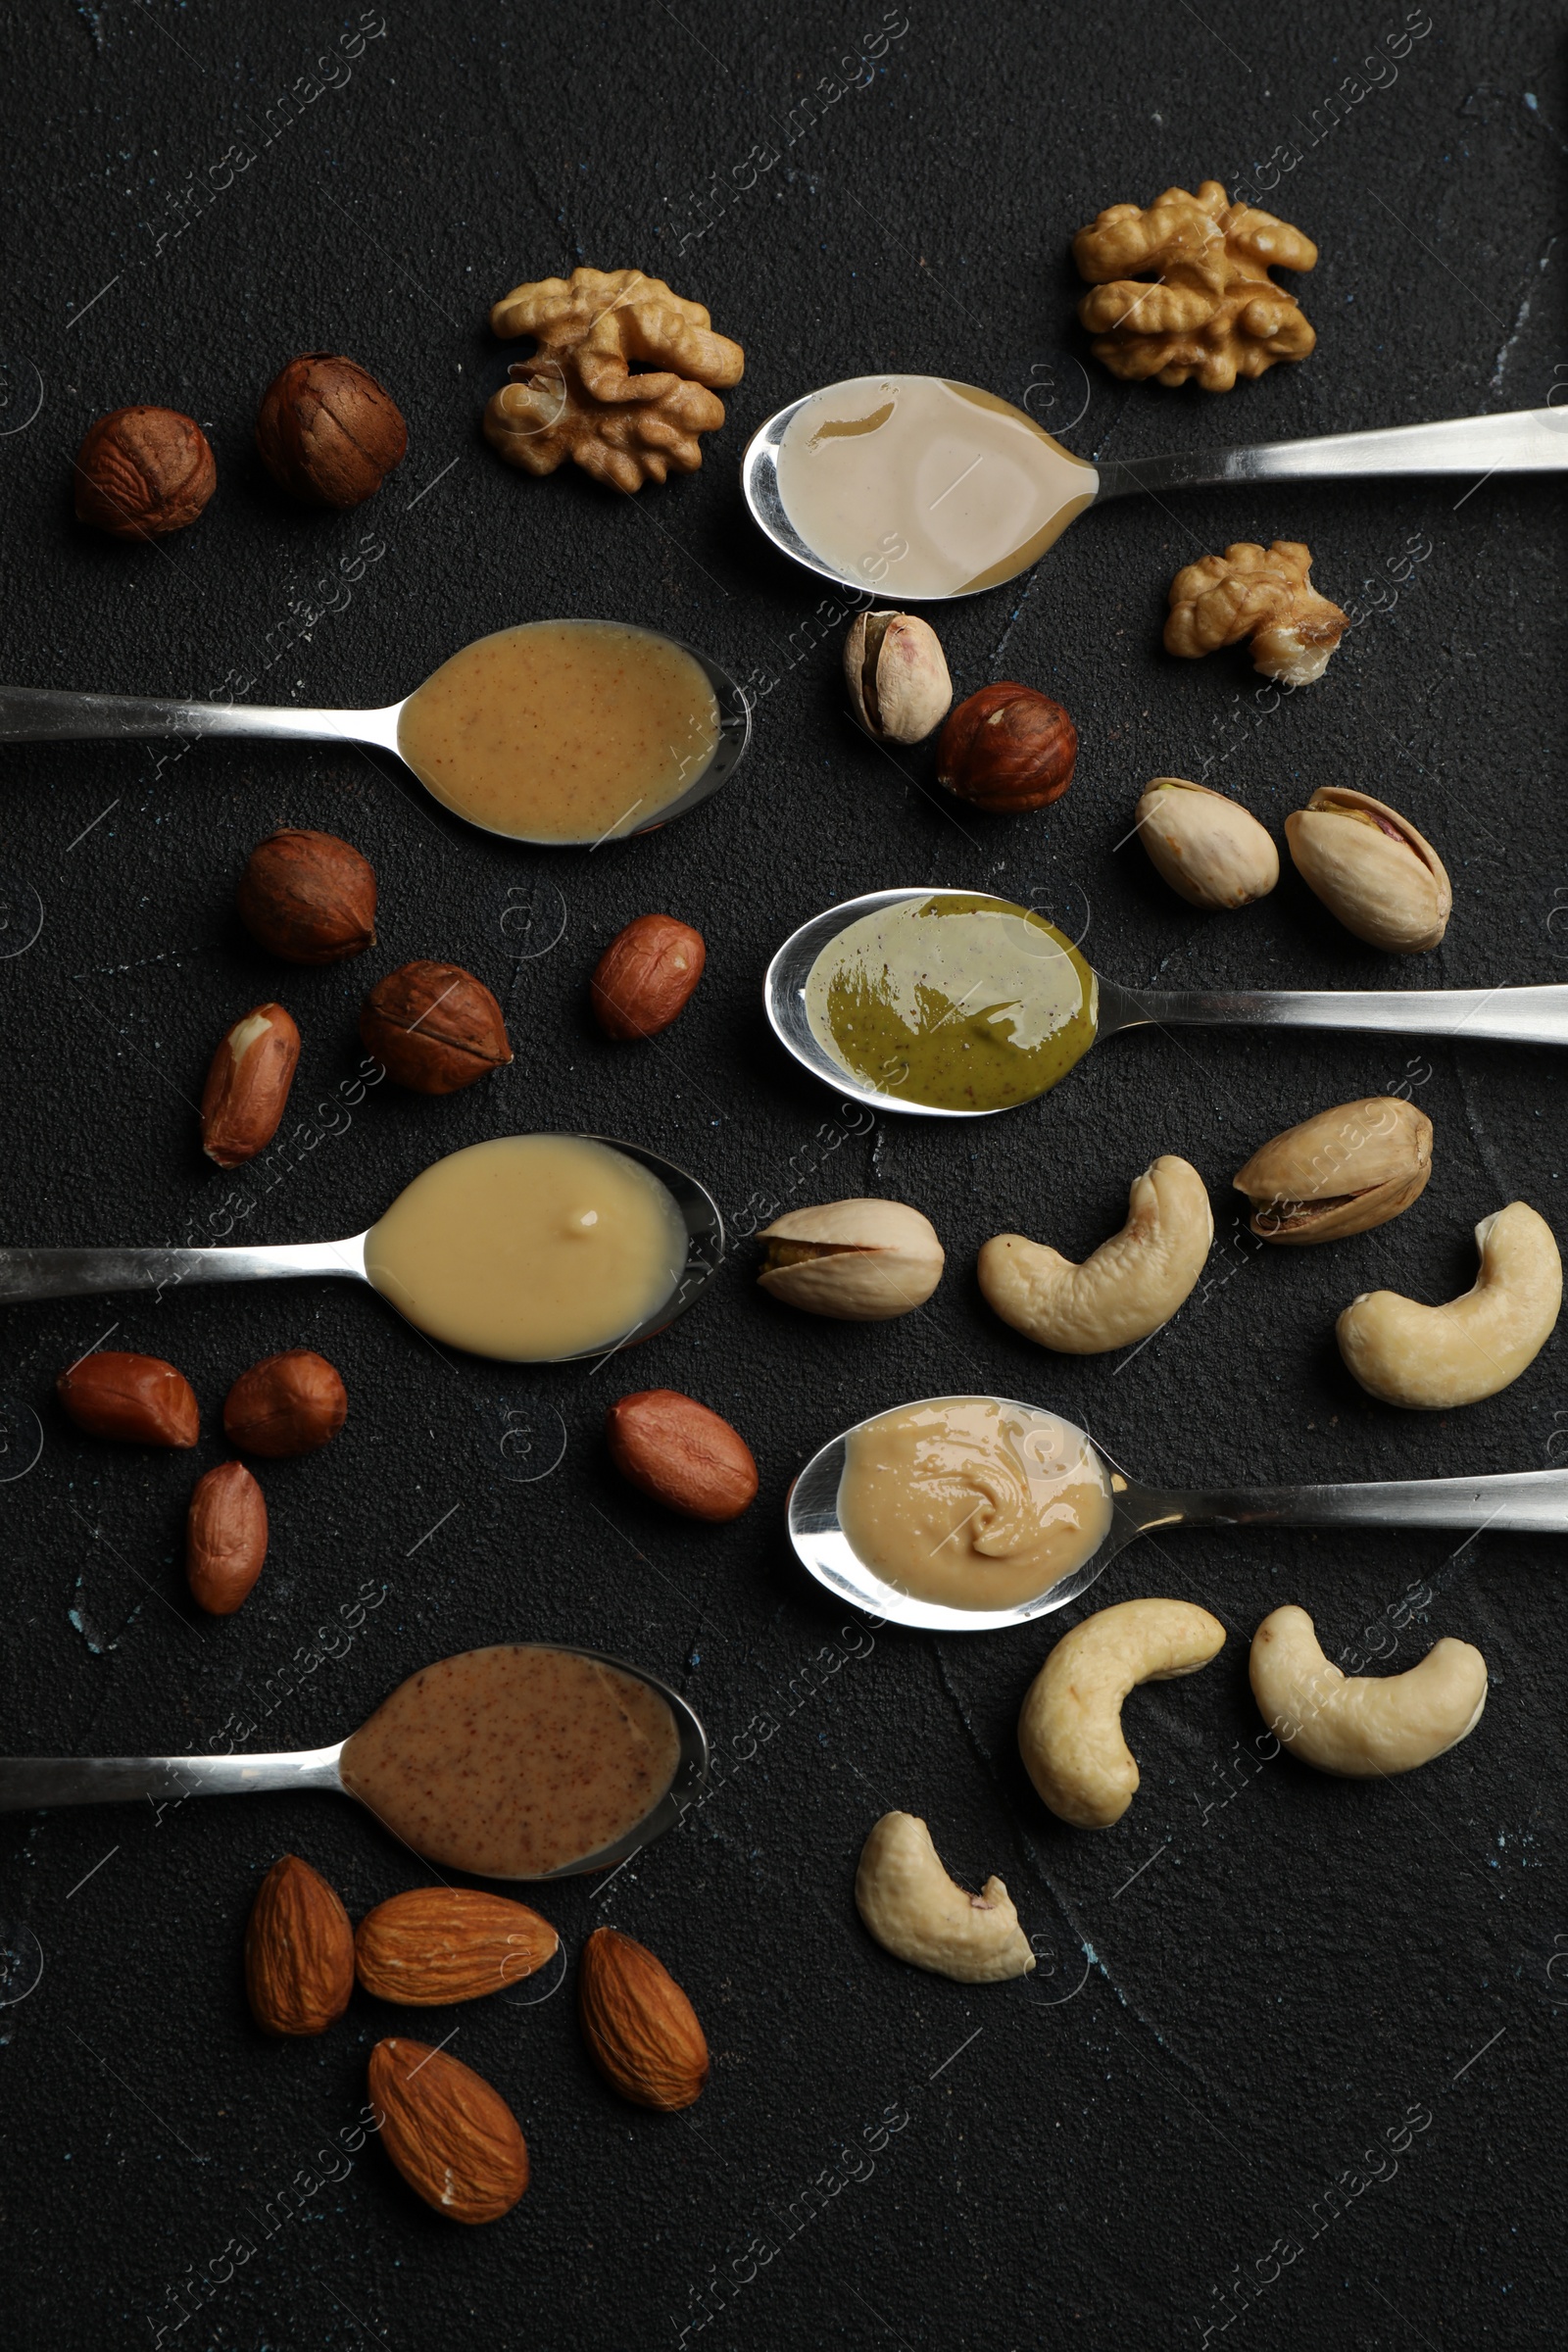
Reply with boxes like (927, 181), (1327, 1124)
(978, 1155), (1213, 1353)
(1017, 1598), (1227, 1829)
(854, 1812), (1036, 1982)
(1250, 1605), (1487, 1777)
(1337, 1200), (1561, 1409)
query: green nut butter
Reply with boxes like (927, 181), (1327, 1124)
(804, 892), (1098, 1111)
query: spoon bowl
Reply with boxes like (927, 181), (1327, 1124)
(0, 621), (751, 849)
(0, 1644), (709, 1880)
(790, 1393), (1568, 1632)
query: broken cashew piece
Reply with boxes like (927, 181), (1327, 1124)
(1250, 1605), (1487, 1778)
(1337, 1200), (1561, 1409)
(854, 1813), (1035, 1983)
(978, 1155), (1213, 1353)
(1018, 1599), (1227, 1829)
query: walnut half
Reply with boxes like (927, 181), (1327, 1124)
(1073, 179), (1316, 391)
(483, 266), (744, 492)
(1164, 540), (1348, 687)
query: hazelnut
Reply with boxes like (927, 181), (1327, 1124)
(74, 407), (217, 540)
(844, 612), (953, 745)
(224, 1350), (348, 1457)
(360, 960), (513, 1094)
(936, 683), (1077, 813)
(237, 829), (377, 964)
(590, 914), (706, 1040)
(256, 353), (408, 509)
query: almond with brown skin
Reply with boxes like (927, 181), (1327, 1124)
(223, 1350), (347, 1457)
(237, 829), (377, 964)
(590, 913), (707, 1040)
(201, 1001), (301, 1166)
(356, 1887), (559, 2006)
(605, 1389), (758, 1522)
(578, 1927), (709, 2110)
(368, 2037), (529, 2224)
(57, 1351), (199, 1447)
(245, 1854), (355, 2035)
(360, 960), (512, 1094)
(186, 1460), (269, 1614)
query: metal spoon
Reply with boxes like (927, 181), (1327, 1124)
(766, 886), (1568, 1118)
(743, 379), (1566, 599)
(0, 621), (751, 847)
(0, 1645), (709, 1880)
(790, 1394), (1568, 1633)
(0, 1134), (723, 1363)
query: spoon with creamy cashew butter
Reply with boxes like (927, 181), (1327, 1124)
(790, 1394), (1568, 1632)
(0, 1643), (709, 1878)
(766, 887), (1568, 1117)
(0, 618), (750, 846)
(0, 1134), (723, 1363)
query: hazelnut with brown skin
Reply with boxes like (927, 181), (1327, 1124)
(256, 354), (408, 509)
(74, 407), (217, 540)
(237, 830), (377, 964)
(936, 683), (1077, 813)
(224, 1350), (347, 1457)
(360, 960), (513, 1093)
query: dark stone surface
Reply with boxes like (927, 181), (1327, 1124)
(0, 5), (1564, 2346)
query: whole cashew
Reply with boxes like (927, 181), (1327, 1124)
(1250, 1605), (1487, 1777)
(1017, 1598), (1227, 1829)
(978, 1155), (1213, 1353)
(1337, 1200), (1561, 1408)
(854, 1812), (1036, 1982)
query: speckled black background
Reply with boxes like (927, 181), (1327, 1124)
(1, 5), (1565, 2347)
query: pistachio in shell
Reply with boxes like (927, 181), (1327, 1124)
(844, 612), (953, 746)
(1234, 1096), (1433, 1244)
(1134, 776), (1279, 910)
(757, 1198), (944, 1320)
(1284, 788), (1450, 953)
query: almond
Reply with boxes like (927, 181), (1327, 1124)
(578, 1927), (709, 2110)
(186, 1460), (268, 1614)
(605, 1389), (758, 1523)
(590, 912), (707, 1041)
(57, 1350), (199, 1447)
(244, 1854), (355, 2036)
(356, 1887), (559, 2006)
(368, 2037), (528, 2224)
(223, 1349), (347, 1457)
(201, 1001), (301, 1167)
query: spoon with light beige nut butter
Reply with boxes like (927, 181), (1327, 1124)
(0, 617), (750, 847)
(0, 1134), (723, 1363)
(0, 1644), (708, 1879)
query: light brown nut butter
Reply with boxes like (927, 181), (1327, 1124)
(1134, 777), (1278, 910)
(57, 1350), (199, 1446)
(578, 1927), (709, 2110)
(605, 1389), (758, 1521)
(844, 612), (953, 746)
(236, 828), (377, 964)
(590, 913), (707, 1040)
(186, 1460), (269, 1615)
(1165, 540), (1348, 685)
(758, 1199), (945, 1321)
(223, 1350), (347, 1457)
(1234, 1097), (1433, 1245)
(360, 960), (512, 1093)
(368, 2037), (529, 2224)
(1337, 1201), (1561, 1409)
(1284, 787), (1451, 953)
(356, 1887), (559, 2006)
(201, 1001), (301, 1167)
(74, 406), (217, 539)
(245, 1854), (355, 2036)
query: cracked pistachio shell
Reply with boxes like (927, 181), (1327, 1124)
(1284, 788), (1451, 953)
(757, 1199), (945, 1321)
(1134, 777), (1279, 909)
(1234, 1097), (1433, 1244)
(844, 612), (953, 746)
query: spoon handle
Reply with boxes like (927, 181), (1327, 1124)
(0, 1745), (343, 1811)
(1144, 1466), (1568, 1539)
(1101, 980), (1568, 1051)
(0, 686), (398, 750)
(0, 1238), (366, 1305)
(1095, 407), (1565, 500)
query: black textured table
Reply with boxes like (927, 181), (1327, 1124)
(2, 8), (1565, 2348)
